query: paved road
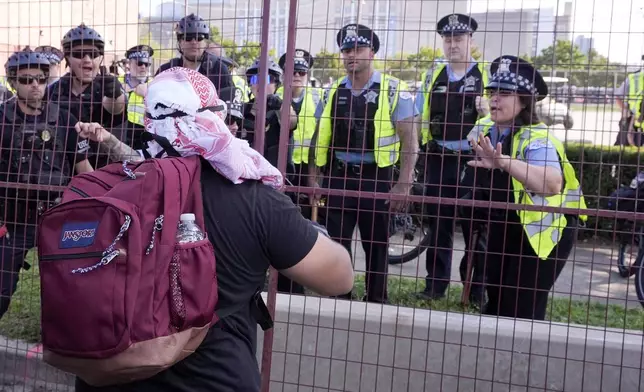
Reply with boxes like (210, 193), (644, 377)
(552, 107), (621, 146)
(352, 228), (642, 308)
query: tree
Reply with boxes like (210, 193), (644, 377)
(209, 27), (275, 68)
(312, 49), (344, 81)
(139, 33), (172, 62)
(405, 46), (443, 70)
(470, 45), (482, 61)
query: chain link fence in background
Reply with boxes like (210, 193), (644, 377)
(0, 0), (643, 391)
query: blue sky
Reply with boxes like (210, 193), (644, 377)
(139, 0), (644, 64)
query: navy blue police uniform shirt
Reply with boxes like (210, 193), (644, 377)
(75, 162), (319, 392)
(156, 54), (233, 92)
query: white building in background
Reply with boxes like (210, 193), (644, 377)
(575, 35), (595, 55)
(0, 0), (140, 74)
(146, 0), (469, 59)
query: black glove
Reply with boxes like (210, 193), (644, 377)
(99, 75), (123, 99)
(266, 94), (283, 111)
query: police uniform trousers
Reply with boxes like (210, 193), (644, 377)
(323, 160), (392, 303)
(423, 146), (483, 297)
(0, 223), (35, 319)
(483, 214), (576, 320)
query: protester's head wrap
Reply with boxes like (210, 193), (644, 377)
(144, 67), (283, 188)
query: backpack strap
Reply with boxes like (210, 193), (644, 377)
(140, 132), (182, 158)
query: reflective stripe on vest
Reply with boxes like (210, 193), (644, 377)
(276, 87), (320, 164)
(119, 75), (147, 126)
(628, 73), (644, 127)
(315, 73), (404, 168)
(421, 62), (489, 145)
(477, 119), (587, 259)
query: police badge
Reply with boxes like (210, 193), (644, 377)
(345, 25), (358, 38)
(498, 58), (512, 74)
(448, 14), (460, 26)
(40, 129), (51, 142)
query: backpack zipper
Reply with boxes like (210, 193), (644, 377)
(41, 251), (104, 261)
(69, 186), (90, 198)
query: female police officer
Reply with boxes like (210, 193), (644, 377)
(464, 56), (586, 320)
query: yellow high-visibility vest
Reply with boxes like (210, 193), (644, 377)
(276, 86), (320, 164)
(474, 117), (587, 259)
(420, 62), (489, 145)
(626, 73), (644, 127)
(315, 73), (406, 168)
(119, 75), (150, 126)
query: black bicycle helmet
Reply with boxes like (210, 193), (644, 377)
(245, 58), (283, 83)
(61, 23), (105, 53)
(176, 13), (210, 37)
(218, 86), (244, 120)
(5, 47), (51, 78)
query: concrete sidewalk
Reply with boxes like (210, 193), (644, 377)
(353, 232), (642, 308)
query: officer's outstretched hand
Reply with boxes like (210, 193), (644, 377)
(99, 75), (124, 99)
(75, 122), (111, 143)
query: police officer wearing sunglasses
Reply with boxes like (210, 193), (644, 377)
(242, 58), (298, 171)
(309, 24), (419, 304)
(119, 45), (154, 150)
(0, 48), (93, 320)
(156, 13), (232, 93)
(47, 23), (127, 168)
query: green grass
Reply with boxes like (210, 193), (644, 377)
(1, 258), (642, 343)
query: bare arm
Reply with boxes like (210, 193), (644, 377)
(74, 159), (94, 174)
(280, 232), (353, 296)
(394, 116), (419, 186)
(500, 158), (563, 197)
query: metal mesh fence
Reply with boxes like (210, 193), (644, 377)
(0, 0), (642, 391)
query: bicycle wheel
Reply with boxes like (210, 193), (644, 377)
(616, 227), (641, 278)
(632, 241), (644, 309)
(387, 214), (431, 265)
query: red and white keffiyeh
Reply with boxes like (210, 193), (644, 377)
(143, 67), (283, 189)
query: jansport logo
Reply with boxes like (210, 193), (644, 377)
(59, 221), (99, 249)
(62, 228), (96, 242)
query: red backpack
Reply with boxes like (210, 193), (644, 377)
(37, 156), (218, 386)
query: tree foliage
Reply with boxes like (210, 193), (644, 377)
(210, 27), (276, 68)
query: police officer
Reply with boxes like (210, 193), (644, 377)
(277, 49), (321, 192)
(464, 56), (586, 319)
(119, 45), (154, 149)
(157, 13), (232, 92)
(241, 58), (298, 170)
(415, 13), (489, 302)
(33, 45), (64, 85)
(615, 68), (644, 146)
(206, 43), (251, 103)
(309, 24), (418, 303)
(0, 48), (92, 319)
(47, 23), (127, 168)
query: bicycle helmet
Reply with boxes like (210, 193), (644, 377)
(34, 45), (64, 65)
(5, 47), (51, 78)
(61, 23), (105, 53)
(176, 13), (210, 38)
(245, 58), (283, 83)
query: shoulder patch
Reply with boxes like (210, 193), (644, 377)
(525, 139), (554, 151)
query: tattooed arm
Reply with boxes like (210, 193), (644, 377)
(75, 122), (144, 163)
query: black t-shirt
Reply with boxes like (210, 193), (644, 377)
(0, 102), (88, 224)
(75, 163), (318, 392)
(47, 74), (127, 168)
(156, 54), (233, 92)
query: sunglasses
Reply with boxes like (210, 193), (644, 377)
(248, 74), (271, 86)
(136, 61), (151, 67)
(294, 71), (307, 77)
(69, 49), (103, 59)
(178, 33), (208, 42)
(16, 75), (48, 85)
